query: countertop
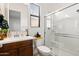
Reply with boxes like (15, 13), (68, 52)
(0, 36), (36, 46)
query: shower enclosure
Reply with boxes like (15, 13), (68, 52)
(44, 3), (79, 56)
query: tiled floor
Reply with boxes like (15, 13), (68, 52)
(33, 46), (76, 56)
(33, 48), (40, 56)
(33, 48), (56, 56)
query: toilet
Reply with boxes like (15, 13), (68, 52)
(34, 38), (52, 56)
(37, 46), (51, 56)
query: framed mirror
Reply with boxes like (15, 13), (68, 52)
(9, 10), (21, 31)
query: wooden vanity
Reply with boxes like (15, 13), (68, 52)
(0, 40), (33, 56)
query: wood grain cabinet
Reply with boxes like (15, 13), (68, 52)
(0, 40), (33, 56)
(0, 49), (17, 56)
(19, 46), (33, 56)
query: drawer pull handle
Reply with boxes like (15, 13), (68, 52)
(0, 52), (9, 55)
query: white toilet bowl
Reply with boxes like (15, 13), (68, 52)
(37, 46), (51, 56)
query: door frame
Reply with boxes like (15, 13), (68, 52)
(44, 15), (53, 45)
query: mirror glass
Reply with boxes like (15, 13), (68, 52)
(9, 10), (21, 31)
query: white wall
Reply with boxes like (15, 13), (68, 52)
(9, 3), (28, 31)
(27, 3), (73, 46)
(39, 3), (73, 15)
(27, 4), (45, 46)
(3, 3), (45, 46)
(2, 3), (75, 47)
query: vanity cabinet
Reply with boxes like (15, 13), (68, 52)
(19, 46), (33, 56)
(0, 40), (33, 56)
(0, 49), (17, 56)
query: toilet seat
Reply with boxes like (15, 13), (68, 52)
(37, 46), (51, 53)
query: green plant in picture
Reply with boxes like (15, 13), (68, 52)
(0, 14), (9, 39)
(1, 20), (9, 33)
(2, 20), (9, 29)
(2, 29), (8, 33)
(0, 29), (2, 33)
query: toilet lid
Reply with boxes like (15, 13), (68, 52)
(37, 46), (51, 53)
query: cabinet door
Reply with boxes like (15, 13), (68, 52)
(0, 49), (17, 56)
(19, 46), (33, 56)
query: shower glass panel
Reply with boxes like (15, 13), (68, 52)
(44, 14), (55, 48)
(45, 14), (60, 56)
(54, 4), (79, 56)
(45, 4), (79, 56)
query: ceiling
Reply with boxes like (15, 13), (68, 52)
(38, 3), (74, 15)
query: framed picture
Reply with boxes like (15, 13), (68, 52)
(30, 3), (40, 27)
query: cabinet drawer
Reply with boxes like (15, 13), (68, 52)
(18, 40), (33, 47)
(0, 40), (33, 51)
(2, 42), (19, 51)
(19, 46), (33, 56)
(0, 49), (17, 56)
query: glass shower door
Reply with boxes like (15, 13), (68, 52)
(44, 15), (53, 48)
(54, 4), (79, 56)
